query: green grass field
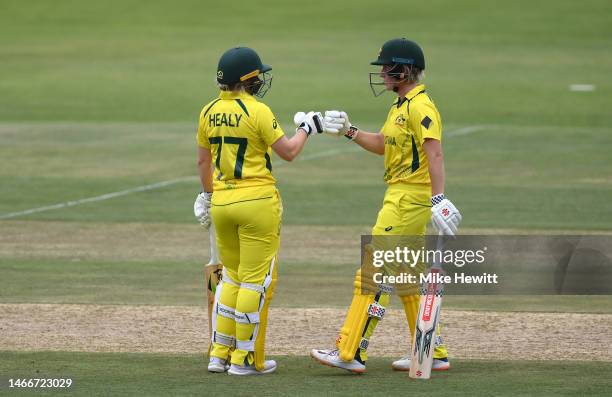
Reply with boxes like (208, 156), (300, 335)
(2, 353), (611, 397)
(1, 0), (611, 395)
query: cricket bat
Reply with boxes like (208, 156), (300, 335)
(204, 222), (222, 356)
(409, 233), (446, 379)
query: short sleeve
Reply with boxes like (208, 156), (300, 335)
(256, 104), (285, 146)
(412, 103), (442, 143)
(196, 111), (210, 149)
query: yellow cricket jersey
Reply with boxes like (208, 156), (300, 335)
(381, 84), (442, 186)
(196, 91), (285, 205)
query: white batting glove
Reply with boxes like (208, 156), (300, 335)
(431, 194), (462, 237)
(194, 192), (212, 229)
(293, 111), (308, 126)
(324, 110), (359, 140)
(294, 111), (324, 136)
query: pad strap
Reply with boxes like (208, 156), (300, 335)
(240, 264), (274, 295)
(213, 331), (235, 347)
(236, 339), (255, 351)
(221, 269), (240, 287)
(216, 303), (235, 320)
(234, 310), (260, 324)
(359, 338), (369, 350)
(241, 282), (265, 294)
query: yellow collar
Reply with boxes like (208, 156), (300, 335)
(404, 84), (426, 101)
(394, 84), (426, 108)
(218, 91), (254, 100)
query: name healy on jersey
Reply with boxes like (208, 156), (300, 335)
(209, 113), (243, 127)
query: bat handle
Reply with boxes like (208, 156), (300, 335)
(436, 232), (445, 251)
(431, 232), (446, 270)
(207, 221), (221, 266)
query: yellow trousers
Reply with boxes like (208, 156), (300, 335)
(337, 184), (448, 362)
(209, 187), (282, 370)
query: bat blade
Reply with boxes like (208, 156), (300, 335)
(410, 234), (446, 380)
(409, 272), (444, 379)
(205, 263), (222, 355)
(205, 222), (222, 356)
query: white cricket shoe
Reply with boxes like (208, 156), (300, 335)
(391, 356), (450, 371)
(310, 348), (366, 374)
(227, 360), (277, 376)
(208, 357), (229, 373)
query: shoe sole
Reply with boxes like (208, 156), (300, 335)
(207, 364), (227, 373)
(227, 366), (276, 376)
(309, 352), (365, 374)
(227, 370), (275, 376)
(391, 365), (450, 372)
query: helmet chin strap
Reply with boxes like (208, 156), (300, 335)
(387, 65), (418, 95)
(390, 75), (409, 93)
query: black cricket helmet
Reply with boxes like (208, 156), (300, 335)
(369, 38), (425, 96)
(217, 47), (272, 97)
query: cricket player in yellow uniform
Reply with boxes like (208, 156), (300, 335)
(195, 46), (324, 375)
(311, 38), (462, 373)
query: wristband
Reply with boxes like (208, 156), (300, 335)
(431, 193), (445, 206)
(344, 126), (359, 141)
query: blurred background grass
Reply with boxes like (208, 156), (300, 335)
(1, 0), (611, 125)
